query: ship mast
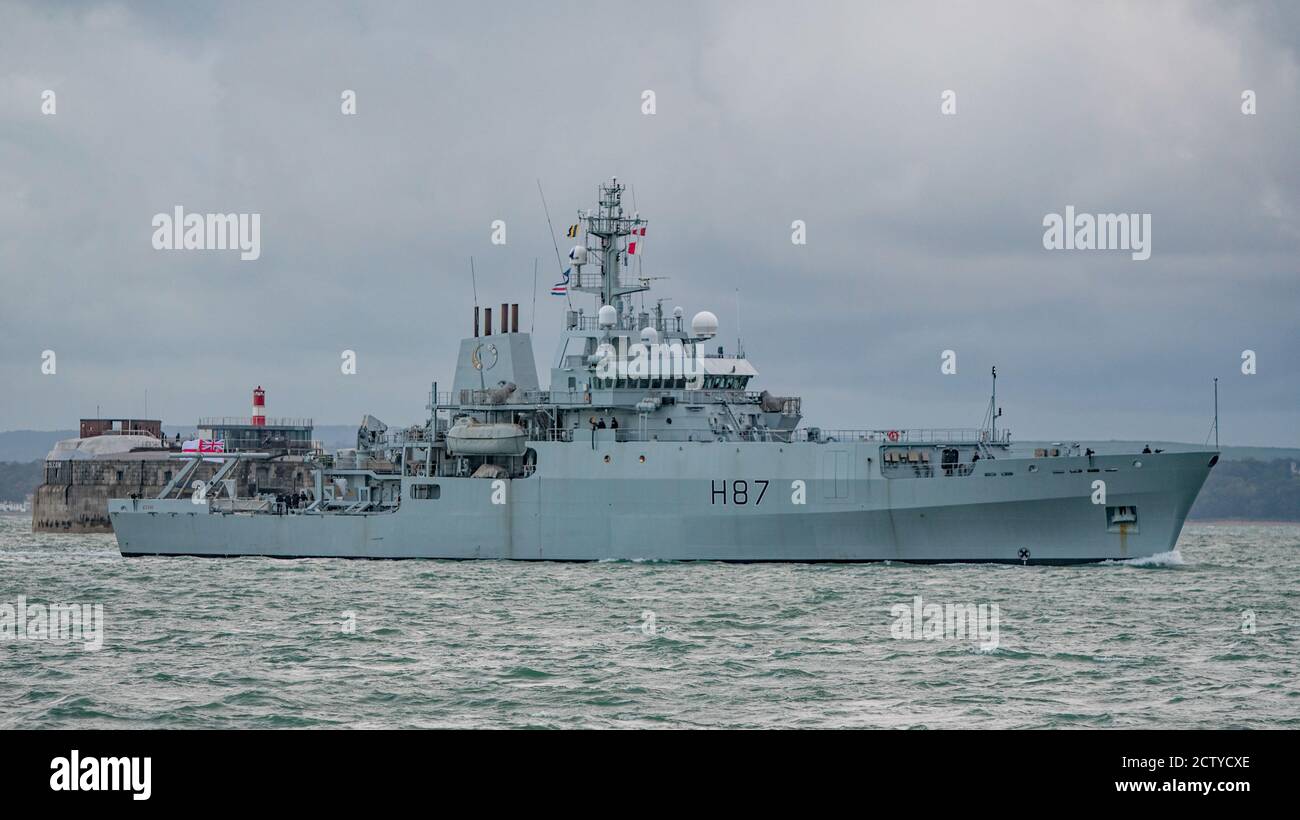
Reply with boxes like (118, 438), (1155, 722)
(571, 177), (649, 317)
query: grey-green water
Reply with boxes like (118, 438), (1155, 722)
(2, 517), (1296, 729)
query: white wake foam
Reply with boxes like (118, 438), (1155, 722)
(1110, 549), (1187, 568)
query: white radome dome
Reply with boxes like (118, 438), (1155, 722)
(598, 304), (618, 328)
(673, 306), (684, 318)
(640, 327), (660, 345)
(568, 245), (589, 265)
(691, 310), (718, 339)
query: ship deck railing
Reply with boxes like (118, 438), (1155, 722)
(531, 428), (576, 443)
(524, 427), (1009, 445)
(434, 388), (800, 414)
(528, 429), (713, 443)
(882, 461), (986, 478)
(435, 389), (556, 408)
(794, 428), (1011, 444)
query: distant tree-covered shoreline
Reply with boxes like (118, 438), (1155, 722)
(0, 460), (43, 504)
(1189, 459), (1300, 521)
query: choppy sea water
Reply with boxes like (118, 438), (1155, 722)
(1, 516), (1296, 729)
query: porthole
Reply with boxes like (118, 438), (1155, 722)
(1028, 464), (1038, 473)
(1133, 460), (1143, 468)
(603, 455), (611, 463)
(638, 455), (646, 463)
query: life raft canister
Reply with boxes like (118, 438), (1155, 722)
(886, 430), (900, 442)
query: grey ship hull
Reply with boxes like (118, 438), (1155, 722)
(110, 445), (1214, 563)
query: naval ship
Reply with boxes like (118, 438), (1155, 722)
(111, 179), (1217, 563)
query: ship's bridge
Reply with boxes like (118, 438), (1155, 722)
(699, 356), (758, 390)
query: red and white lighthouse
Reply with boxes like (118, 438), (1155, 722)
(252, 385), (266, 427)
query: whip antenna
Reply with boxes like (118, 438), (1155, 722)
(536, 179), (564, 272)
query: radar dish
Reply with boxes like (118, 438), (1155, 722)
(691, 310), (718, 339)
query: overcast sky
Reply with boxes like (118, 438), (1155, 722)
(1, 0), (1296, 445)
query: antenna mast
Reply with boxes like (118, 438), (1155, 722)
(536, 179), (571, 309)
(531, 257), (538, 333)
(571, 177), (648, 311)
(982, 365), (1002, 442)
(736, 287), (743, 356)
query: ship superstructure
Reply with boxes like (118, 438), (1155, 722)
(110, 179), (1217, 562)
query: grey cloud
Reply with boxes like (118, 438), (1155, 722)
(0, 0), (1296, 444)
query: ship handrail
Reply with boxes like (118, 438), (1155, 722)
(444, 388), (556, 407)
(881, 460), (987, 478)
(796, 428), (1011, 444)
(531, 429), (576, 443)
(437, 388), (800, 415)
(522, 427), (1010, 445)
(566, 309), (676, 332)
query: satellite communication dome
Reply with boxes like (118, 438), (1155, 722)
(691, 310), (718, 339)
(568, 245), (589, 265)
(673, 306), (684, 318)
(640, 327), (660, 345)
(598, 304), (617, 328)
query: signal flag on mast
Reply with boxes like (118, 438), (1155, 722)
(551, 267), (570, 296)
(627, 225), (646, 255)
